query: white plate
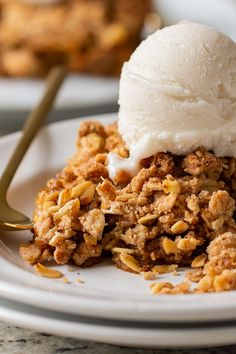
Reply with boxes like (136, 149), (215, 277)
(0, 114), (236, 323)
(1, 296), (236, 348)
(0, 74), (118, 111)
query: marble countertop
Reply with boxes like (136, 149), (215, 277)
(0, 322), (236, 354)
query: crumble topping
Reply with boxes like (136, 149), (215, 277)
(19, 120), (236, 294)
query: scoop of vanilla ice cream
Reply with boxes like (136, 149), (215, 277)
(118, 22), (236, 160)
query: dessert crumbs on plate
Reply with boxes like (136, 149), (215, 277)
(150, 282), (190, 295)
(20, 121), (236, 294)
(76, 278), (85, 284)
(66, 266), (76, 272)
(62, 277), (72, 284)
(34, 263), (64, 279)
(143, 271), (158, 281)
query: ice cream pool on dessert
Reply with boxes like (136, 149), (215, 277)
(108, 22), (236, 181)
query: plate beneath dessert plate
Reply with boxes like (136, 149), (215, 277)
(0, 114), (236, 324)
(1, 296), (236, 348)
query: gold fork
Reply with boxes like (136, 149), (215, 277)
(0, 66), (66, 231)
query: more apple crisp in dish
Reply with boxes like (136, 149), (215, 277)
(20, 120), (236, 294)
(0, 0), (150, 77)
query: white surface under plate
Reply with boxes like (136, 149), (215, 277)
(0, 114), (236, 323)
(0, 74), (118, 111)
(1, 296), (236, 348)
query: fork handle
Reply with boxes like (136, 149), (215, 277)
(0, 66), (66, 201)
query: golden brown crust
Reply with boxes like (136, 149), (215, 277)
(19, 120), (236, 293)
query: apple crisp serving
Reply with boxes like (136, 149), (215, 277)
(20, 120), (236, 294)
(0, 0), (150, 77)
